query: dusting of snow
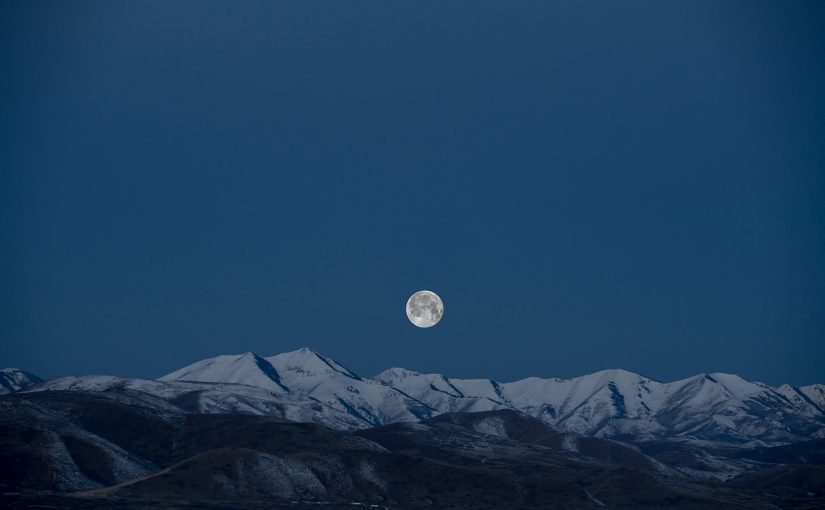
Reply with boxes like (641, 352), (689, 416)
(561, 434), (579, 453)
(471, 417), (508, 439)
(357, 461), (387, 491)
(212, 452), (327, 499)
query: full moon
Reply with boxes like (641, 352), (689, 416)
(406, 290), (444, 328)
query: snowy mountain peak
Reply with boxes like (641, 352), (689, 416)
(705, 372), (771, 398)
(160, 352), (288, 393)
(592, 368), (649, 378)
(776, 383), (825, 417)
(580, 368), (655, 386)
(374, 367), (421, 381)
(0, 368), (42, 394)
(802, 384), (825, 408)
(265, 347), (360, 382)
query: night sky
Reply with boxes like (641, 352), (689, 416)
(2, 1), (823, 386)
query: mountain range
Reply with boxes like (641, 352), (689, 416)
(9, 347), (825, 446)
(153, 348), (825, 444)
(3, 347), (824, 508)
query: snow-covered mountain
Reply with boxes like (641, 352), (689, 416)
(162, 348), (433, 426)
(160, 352), (289, 393)
(157, 348), (825, 443)
(0, 368), (42, 393)
(776, 383), (825, 417)
(378, 367), (825, 442)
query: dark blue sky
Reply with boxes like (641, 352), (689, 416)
(2, 1), (823, 386)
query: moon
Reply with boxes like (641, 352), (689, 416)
(406, 290), (444, 328)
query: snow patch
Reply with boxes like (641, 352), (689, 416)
(471, 417), (508, 439)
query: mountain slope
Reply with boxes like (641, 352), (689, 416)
(0, 368), (42, 394)
(27, 375), (365, 431)
(159, 352), (288, 393)
(0, 389), (383, 495)
(802, 385), (825, 409)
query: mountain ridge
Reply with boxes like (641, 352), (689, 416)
(12, 347), (825, 487)
(153, 347), (825, 444)
(17, 346), (825, 445)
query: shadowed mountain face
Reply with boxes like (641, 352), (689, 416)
(0, 369), (41, 394)
(3, 389), (815, 510)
